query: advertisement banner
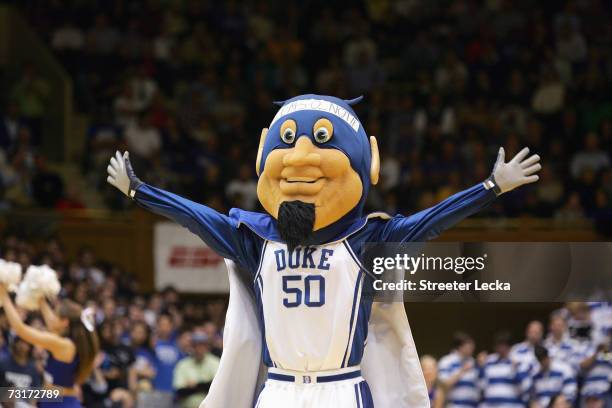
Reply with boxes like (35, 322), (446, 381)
(154, 222), (229, 293)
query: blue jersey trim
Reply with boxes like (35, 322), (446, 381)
(342, 241), (376, 280)
(255, 274), (275, 368)
(342, 270), (364, 367)
(354, 383), (362, 408)
(253, 241), (269, 283)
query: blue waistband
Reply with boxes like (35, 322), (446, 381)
(268, 369), (361, 384)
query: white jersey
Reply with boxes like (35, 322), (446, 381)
(254, 240), (369, 371)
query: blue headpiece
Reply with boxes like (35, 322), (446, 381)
(259, 94), (372, 203)
(231, 94), (376, 244)
(256, 94), (372, 241)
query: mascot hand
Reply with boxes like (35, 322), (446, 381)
(485, 147), (541, 195)
(106, 151), (143, 198)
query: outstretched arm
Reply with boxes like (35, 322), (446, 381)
(380, 147), (541, 242)
(39, 297), (61, 330)
(107, 151), (250, 264)
(0, 285), (75, 362)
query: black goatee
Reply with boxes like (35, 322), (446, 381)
(277, 201), (315, 252)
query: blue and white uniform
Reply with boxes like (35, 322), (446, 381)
(39, 354), (81, 408)
(479, 354), (532, 408)
(509, 341), (537, 369)
(530, 360), (576, 407)
(131, 94), (498, 407)
(133, 181), (495, 407)
(589, 302), (612, 347)
(437, 351), (479, 407)
(543, 335), (577, 367)
(574, 342), (612, 400)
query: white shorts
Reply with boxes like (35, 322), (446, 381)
(255, 366), (373, 408)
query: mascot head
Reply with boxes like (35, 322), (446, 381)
(256, 94), (380, 249)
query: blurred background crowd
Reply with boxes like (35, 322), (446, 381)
(0, 0), (610, 407)
(0, 0), (611, 234)
(0, 236), (225, 408)
(0, 237), (610, 407)
(423, 302), (612, 408)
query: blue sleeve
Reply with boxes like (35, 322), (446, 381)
(379, 183), (496, 242)
(133, 183), (255, 267)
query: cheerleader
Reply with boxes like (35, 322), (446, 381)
(0, 263), (99, 407)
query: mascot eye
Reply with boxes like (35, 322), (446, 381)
(313, 118), (333, 144)
(280, 119), (297, 144)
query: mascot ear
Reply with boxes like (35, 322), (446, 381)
(369, 136), (380, 185)
(256, 128), (268, 176)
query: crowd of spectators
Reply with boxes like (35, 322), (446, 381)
(423, 303), (612, 408)
(0, 236), (610, 407)
(0, 69), (84, 212)
(0, 235), (224, 408)
(0, 3), (609, 407)
(0, 0), (611, 234)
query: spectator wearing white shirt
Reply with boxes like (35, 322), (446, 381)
(414, 94), (456, 137)
(480, 331), (532, 408)
(51, 20), (85, 51)
(531, 69), (565, 115)
(589, 303), (612, 348)
(225, 164), (258, 211)
(113, 82), (144, 129)
(124, 112), (162, 162)
(544, 314), (577, 365)
(510, 320), (544, 369)
(576, 339), (612, 405)
(379, 151), (401, 192)
(0, 102), (23, 152)
(129, 67), (159, 112)
(570, 133), (611, 179)
(438, 332), (480, 408)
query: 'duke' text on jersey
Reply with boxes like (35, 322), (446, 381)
(274, 248), (335, 271)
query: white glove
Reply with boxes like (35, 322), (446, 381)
(107, 151), (142, 198)
(484, 147), (541, 195)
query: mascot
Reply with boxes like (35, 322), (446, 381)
(107, 94), (541, 408)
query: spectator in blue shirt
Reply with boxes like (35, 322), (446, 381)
(0, 336), (42, 405)
(152, 312), (181, 393)
(129, 320), (157, 390)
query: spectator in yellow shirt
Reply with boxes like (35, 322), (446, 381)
(173, 331), (220, 408)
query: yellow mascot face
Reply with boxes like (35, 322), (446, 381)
(255, 96), (379, 231)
